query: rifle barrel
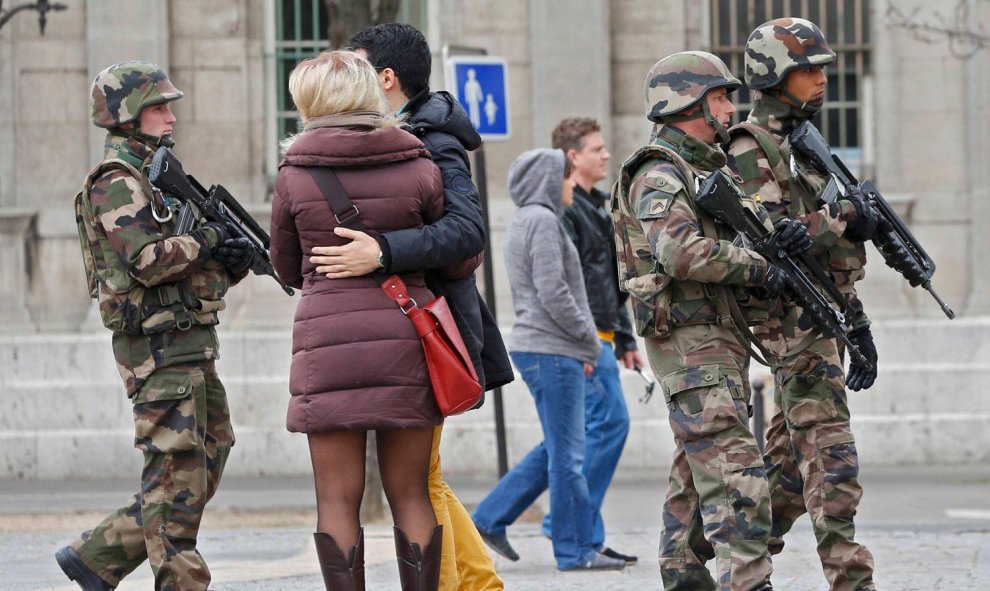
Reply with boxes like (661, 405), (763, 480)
(924, 282), (956, 319)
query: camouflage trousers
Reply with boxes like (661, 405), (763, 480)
(70, 361), (234, 591)
(763, 336), (876, 591)
(647, 325), (772, 591)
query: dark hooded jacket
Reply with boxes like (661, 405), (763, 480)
(379, 90), (513, 392)
(562, 184), (637, 356)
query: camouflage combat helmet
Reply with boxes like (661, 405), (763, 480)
(744, 18), (835, 90)
(644, 51), (740, 144)
(645, 51), (741, 122)
(90, 60), (183, 129)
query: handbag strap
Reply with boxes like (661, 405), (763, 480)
(306, 167), (391, 285)
(307, 167), (368, 232)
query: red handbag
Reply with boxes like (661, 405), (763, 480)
(307, 167), (482, 416)
(380, 275), (482, 415)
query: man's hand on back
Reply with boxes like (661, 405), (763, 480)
(310, 227), (381, 278)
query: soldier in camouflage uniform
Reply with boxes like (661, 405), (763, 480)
(726, 19), (879, 591)
(612, 51), (798, 591)
(55, 61), (255, 591)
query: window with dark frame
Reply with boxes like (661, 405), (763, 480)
(710, 0), (872, 166)
(274, 1), (429, 164)
(275, 1), (331, 144)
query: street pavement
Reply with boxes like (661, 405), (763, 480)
(2, 463), (989, 590)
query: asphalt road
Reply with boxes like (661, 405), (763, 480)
(2, 463), (989, 590)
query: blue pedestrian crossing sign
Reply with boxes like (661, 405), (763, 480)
(445, 56), (511, 141)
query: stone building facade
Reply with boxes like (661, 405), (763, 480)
(1, 0), (987, 480)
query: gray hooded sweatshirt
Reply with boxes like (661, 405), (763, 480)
(502, 149), (601, 366)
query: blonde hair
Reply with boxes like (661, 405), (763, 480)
(287, 50), (397, 124)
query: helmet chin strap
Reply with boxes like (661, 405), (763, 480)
(767, 87), (823, 118)
(701, 100), (730, 146)
(143, 133), (175, 148)
(124, 120), (174, 148)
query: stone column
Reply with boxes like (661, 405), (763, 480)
(0, 209), (38, 333)
(529, 0), (612, 150)
(0, 36), (14, 209)
(965, 33), (990, 316)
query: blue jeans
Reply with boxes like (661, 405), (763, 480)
(541, 340), (630, 548)
(472, 351), (596, 569)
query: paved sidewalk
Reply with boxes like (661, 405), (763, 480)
(2, 464), (989, 590)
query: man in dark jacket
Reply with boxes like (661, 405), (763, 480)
(308, 23), (511, 591)
(544, 117), (640, 564)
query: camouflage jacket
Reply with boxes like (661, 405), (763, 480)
(726, 94), (870, 331)
(612, 125), (773, 338)
(75, 134), (236, 396)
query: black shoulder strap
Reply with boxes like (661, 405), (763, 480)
(305, 167), (390, 283)
(307, 168), (368, 232)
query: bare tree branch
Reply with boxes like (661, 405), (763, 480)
(885, 0), (990, 59)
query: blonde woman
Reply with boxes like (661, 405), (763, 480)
(271, 50), (445, 591)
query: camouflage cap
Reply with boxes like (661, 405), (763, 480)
(745, 18), (836, 90)
(90, 61), (184, 128)
(645, 51), (741, 123)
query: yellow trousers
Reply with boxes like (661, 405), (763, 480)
(429, 424), (504, 591)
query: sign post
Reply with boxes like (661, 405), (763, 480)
(443, 46), (511, 477)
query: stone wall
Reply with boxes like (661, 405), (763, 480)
(1, 0), (987, 480)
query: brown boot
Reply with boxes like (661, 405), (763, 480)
(393, 524), (442, 591)
(313, 529), (365, 591)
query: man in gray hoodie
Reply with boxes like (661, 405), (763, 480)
(471, 148), (625, 571)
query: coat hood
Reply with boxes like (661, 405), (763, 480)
(404, 91), (482, 151)
(507, 148), (566, 214)
(280, 126), (429, 169)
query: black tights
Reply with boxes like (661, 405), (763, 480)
(308, 426), (437, 549)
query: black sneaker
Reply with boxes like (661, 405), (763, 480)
(601, 546), (638, 564)
(55, 546), (115, 590)
(476, 527), (520, 561)
(560, 551), (626, 571)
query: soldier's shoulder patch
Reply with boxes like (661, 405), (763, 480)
(642, 169), (684, 196)
(633, 169), (683, 221)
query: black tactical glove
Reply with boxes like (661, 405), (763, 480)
(770, 218), (812, 255)
(215, 237), (257, 275)
(846, 326), (878, 391)
(199, 222), (230, 250)
(759, 263), (788, 298)
(843, 189), (878, 242)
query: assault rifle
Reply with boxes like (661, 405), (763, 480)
(789, 120), (954, 319)
(695, 170), (871, 370)
(148, 147), (294, 296)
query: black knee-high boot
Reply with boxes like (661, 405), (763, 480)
(313, 528), (365, 591)
(393, 524), (442, 591)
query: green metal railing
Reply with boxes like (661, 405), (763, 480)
(275, 0), (330, 142)
(272, 0), (427, 164)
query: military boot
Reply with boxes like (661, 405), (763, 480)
(393, 525), (442, 591)
(55, 546), (114, 591)
(313, 529), (365, 591)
